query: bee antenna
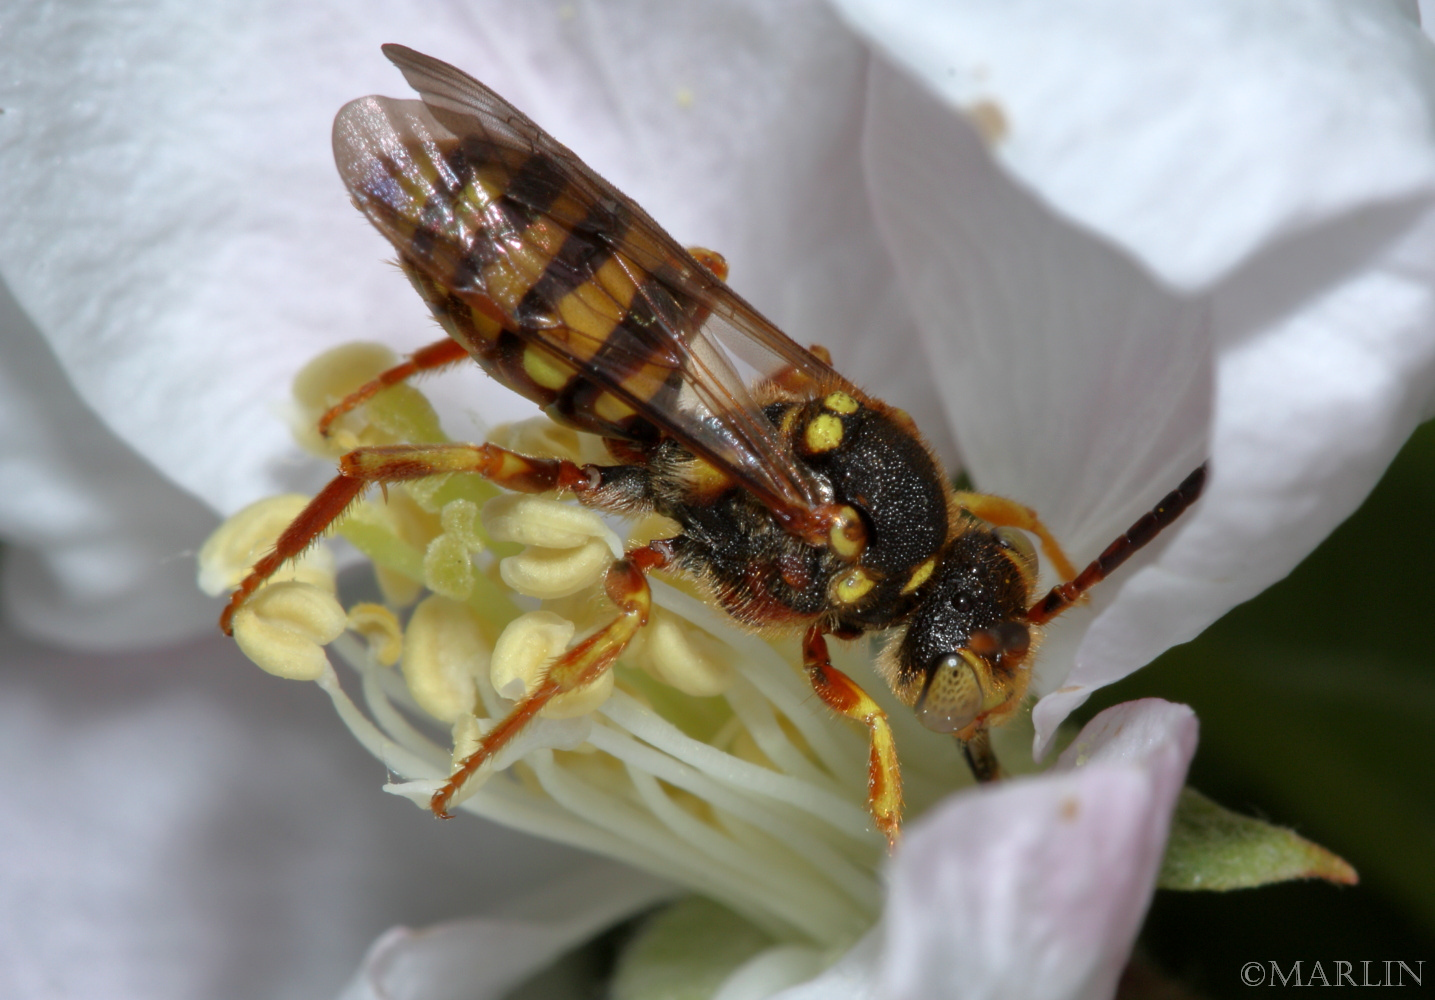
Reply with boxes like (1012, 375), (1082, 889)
(1026, 463), (1207, 625)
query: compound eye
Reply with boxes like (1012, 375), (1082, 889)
(995, 526), (1038, 579)
(914, 653), (984, 734)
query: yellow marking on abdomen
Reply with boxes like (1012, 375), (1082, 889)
(523, 345), (577, 390)
(593, 391), (638, 424)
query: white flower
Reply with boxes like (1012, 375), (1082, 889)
(3, 1), (1432, 997)
(336, 700), (1196, 1000)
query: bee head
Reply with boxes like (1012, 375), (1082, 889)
(879, 526), (1041, 738)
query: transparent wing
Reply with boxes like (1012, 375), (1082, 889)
(332, 44), (853, 515)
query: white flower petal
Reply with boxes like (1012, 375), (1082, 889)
(0, 282), (218, 646)
(770, 930), (883, 1000)
(861, 63), (1212, 731)
(835, 0), (1435, 289)
(882, 700), (1196, 1000)
(338, 865), (674, 1000)
(0, 1), (958, 642)
(861, 62), (1211, 553)
(0, 624), (613, 999)
(0, 0), (939, 522)
(1038, 198), (1435, 747)
(857, 20), (1435, 751)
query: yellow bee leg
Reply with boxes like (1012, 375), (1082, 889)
(802, 626), (903, 850)
(953, 491), (1079, 583)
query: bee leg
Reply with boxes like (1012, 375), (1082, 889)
(1028, 463), (1207, 625)
(958, 727), (1004, 784)
(220, 441), (601, 634)
(802, 626), (903, 849)
(430, 542), (670, 817)
(767, 344), (835, 394)
(317, 337), (470, 438)
(953, 491), (1080, 583)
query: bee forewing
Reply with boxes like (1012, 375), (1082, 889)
(333, 45), (857, 513)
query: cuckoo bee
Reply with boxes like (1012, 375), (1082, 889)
(221, 45), (1206, 844)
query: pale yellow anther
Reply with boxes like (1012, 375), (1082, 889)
(292, 342), (396, 414)
(197, 494), (336, 597)
(423, 499), (485, 600)
(349, 489), (442, 549)
(487, 417), (585, 463)
(483, 494), (620, 553)
(347, 602), (403, 667)
(439, 499), (483, 548)
(300, 339), (450, 447)
(500, 537), (614, 600)
(450, 712), (484, 766)
(628, 513), (683, 550)
(232, 581), (347, 681)
(400, 474), (456, 514)
(402, 596), (491, 723)
(491, 611), (613, 718)
(632, 608), (733, 697)
(364, 383), (447, 445)
(289, 342), (409, 456)
(424, 534), (477, 599)
(374, 565), (423, 608)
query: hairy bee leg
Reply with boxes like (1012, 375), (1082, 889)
(953, 491), (1081, 583)
(431, 543), (669, 817)
(220, 442), (599, 634)
(769, 344), (834, 394)
(958, 727), (1004, 784)
(801, 627), (903, 849)
(317, 337), (470, 438)
(1028, 463), (1207, 625)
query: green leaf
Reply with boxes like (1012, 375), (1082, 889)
(1159, 787), (1357, 891)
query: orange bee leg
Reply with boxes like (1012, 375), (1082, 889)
(430, 542), (670, 817)
(1028, 463), (1207, 625)
(769, 344), (835, 394)
(219, 441), (599, 634)
(802, 626), (903, 849)
(317, 337), (470, 438)
(953, 490), (1081, 583)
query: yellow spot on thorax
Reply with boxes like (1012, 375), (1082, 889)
(686, 456), (733, 495)
(822, 391), (859, 415)
(827, 505), (865, 559)
(804, 413), (844, 454)
(779, 406), (801, 436)
(901, 557), (936, 594)
(832, 567), (875, 604)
